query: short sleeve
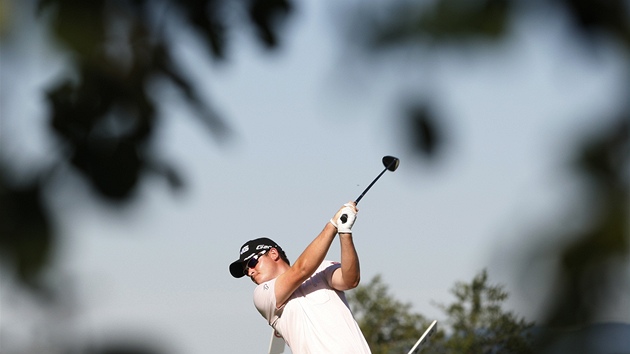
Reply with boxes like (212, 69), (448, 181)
(319, 261), (341, 286)
(253, 279), (279, 325)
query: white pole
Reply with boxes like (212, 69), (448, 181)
(407, 320), (438, 354)
(268, 329), (285, 354)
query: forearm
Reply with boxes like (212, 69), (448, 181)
(275, 222), (338, 307)
(339, 233), (361, 288)
(292, 222), (338, 279)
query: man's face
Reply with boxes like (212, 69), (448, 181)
(245, 249), (275, 284)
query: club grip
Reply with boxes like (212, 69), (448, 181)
(339, 199), (358, 224)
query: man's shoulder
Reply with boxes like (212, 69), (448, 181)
(255, 278), (276, 293)
(253, 278), (277, 308)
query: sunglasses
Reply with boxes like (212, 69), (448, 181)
(243, 250), (267, 275)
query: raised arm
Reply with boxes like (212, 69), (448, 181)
(274, 203), (358, 307)
(330, 233), (361, 290)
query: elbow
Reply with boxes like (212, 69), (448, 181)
(346, 275), (361, 289)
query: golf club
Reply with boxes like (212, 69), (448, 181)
(341, 155), (400, 223)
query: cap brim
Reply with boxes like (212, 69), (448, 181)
(229, 260), (246, 278)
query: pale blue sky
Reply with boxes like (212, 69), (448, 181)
(2, 1), (629, 353)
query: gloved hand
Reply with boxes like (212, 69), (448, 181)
(329, 203), (357, 233)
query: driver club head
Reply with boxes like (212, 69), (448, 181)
(382, 156), (400, 172)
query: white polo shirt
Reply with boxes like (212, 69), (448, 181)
(253, 260), (371, 354)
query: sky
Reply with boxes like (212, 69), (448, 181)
(2, 1), (629, 353)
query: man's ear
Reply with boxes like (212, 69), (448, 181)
(269, 248), (281, 261)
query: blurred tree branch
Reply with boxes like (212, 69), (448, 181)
(340, 0), (630, 350)
(1, 0), (293, 291)
(1, 0), (628, 352)
(1, 1), (294, 352)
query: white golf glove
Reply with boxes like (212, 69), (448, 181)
(330, 203), (357, 234)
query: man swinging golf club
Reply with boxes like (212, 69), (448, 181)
(229, 202), (371, 354)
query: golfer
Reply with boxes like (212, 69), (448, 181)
(229, 202), (371, 353)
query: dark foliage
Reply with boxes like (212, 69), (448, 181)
(1, 0), (293, 292)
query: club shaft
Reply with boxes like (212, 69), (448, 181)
(340, 157), (398, 223)
(355, 157), (398, 204)
(340, 168), (385, 223)
(354, 168), (387, 205)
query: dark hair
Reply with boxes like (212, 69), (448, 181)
(275, 247), (290, 266)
